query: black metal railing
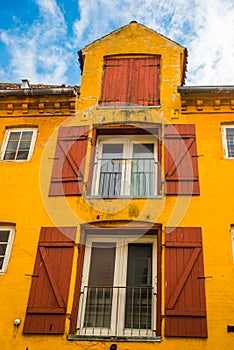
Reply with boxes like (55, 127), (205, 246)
(76, 286), (156, 337)
(92, 157), (157, 197)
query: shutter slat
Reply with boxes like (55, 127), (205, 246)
(23, 227), (76, 334)
(165, 227), (207, 338)
(164, 124), (200, 195)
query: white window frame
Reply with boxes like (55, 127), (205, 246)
(231, 227), (234, 261)
(91, 135), (158, 197)
(1, 128), (37, 162)
(0, 226), (15, 274)
(222, 125), (234, 159)
(77, 234), (157, 337)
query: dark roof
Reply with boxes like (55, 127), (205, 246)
(0, 82), (80, 92)
(178, 86), (234, 94)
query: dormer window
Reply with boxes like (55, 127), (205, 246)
(99, 57), (160, 106)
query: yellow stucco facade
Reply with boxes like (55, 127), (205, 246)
(0, 22), (234, 350)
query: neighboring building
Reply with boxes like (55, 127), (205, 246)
(0, 21), (234, 350)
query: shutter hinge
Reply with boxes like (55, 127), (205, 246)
(197, 275), (213, 279)
(74, 243), (80, 251)
(192, 154), (205, 158)
(24, 274), (39, 278)
(160, 244), (165, 253)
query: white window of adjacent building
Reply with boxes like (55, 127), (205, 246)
(91, 136), (158, 197)
(1, 128), (37, 161)
(231, 227), (234, 261)
(77, 234), (157, 338)
(0, 227), (15, 273)
(222, 126), (234, 159)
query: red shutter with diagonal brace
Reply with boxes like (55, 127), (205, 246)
(23, 227), (76, 334)
(49, 126), (89, 196)
(164, 124), (200, 195)
(165, 227), (207, 338)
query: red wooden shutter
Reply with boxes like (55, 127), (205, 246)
(49, 126), (89, 196)
(100, 58), (129, 106)
(23, 227), (76, 334)
(100, 57), (160, 106)
(164, 124), (200, 195)
(130, 57), (160, 106)
(165, 227), (207, 338)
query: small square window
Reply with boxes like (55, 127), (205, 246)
(0, 227), (15, 273)
(1, 128), (37, 161)
(222, 126), (234, 159)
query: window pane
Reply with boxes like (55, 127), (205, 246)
(8, 132), (20, 142)
(226, 129), (234, 157)
(21, 131), (33, 141)
(84, 243), (116, 328)
(4, 151), (16, 160)
(99, 144), (123, 197)
(0, 244), (7, 255)
(0, 257), (4, 269)
(18, 141), (31, 150)
(5, 141), (18, 152)
(125, 244), (152, 329)
(0, 231), (10, 242)
(132, 144), (154, 197)
(16, 151), (29, 160)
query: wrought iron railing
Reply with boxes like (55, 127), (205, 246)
(76, 286), (156, 337)
(91, 157), (157, 197)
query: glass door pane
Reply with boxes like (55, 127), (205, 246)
(131, 144), (154, 196)
(84, 242), (116, 328)
(125, 244), (152, 329)
(98, 144), (123, 197)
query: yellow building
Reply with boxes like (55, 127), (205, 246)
(0, 22), (234, 350)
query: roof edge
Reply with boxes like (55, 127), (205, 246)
(0, 87), (77, 97)
(178, 86), (234, 94)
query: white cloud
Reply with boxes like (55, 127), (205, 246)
(73, 0), (234, 85)
(0, 0), (70, 84)
(187, 0), (234, 85)
(0, 0), (233, 85)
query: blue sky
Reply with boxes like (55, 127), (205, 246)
(0, 0), (234, 86)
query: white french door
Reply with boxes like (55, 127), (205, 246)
(77, 235), (157, 337)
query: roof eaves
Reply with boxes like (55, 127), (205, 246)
(178, 86), (234, 94)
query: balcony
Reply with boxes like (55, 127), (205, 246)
(91, 157), (158, 198)
(75, 286), (158, 340)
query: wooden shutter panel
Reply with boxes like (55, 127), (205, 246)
(100, 58), (129, 105)
(130, 57), (160, 106)
(23, 227), (76, 334)
(49, 126), (89, 196)
(165, 227), (207, 338)
(164, 124), (200, 195)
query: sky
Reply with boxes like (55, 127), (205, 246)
(0, 0), (233, 86)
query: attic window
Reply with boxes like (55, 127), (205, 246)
(99, 57), (160, 107)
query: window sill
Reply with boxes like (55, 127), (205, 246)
(85, 195), (162, 200)
(0, 159), (30, 162)
(96, 105), (161, 110)
(67, 334), (162, 342)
